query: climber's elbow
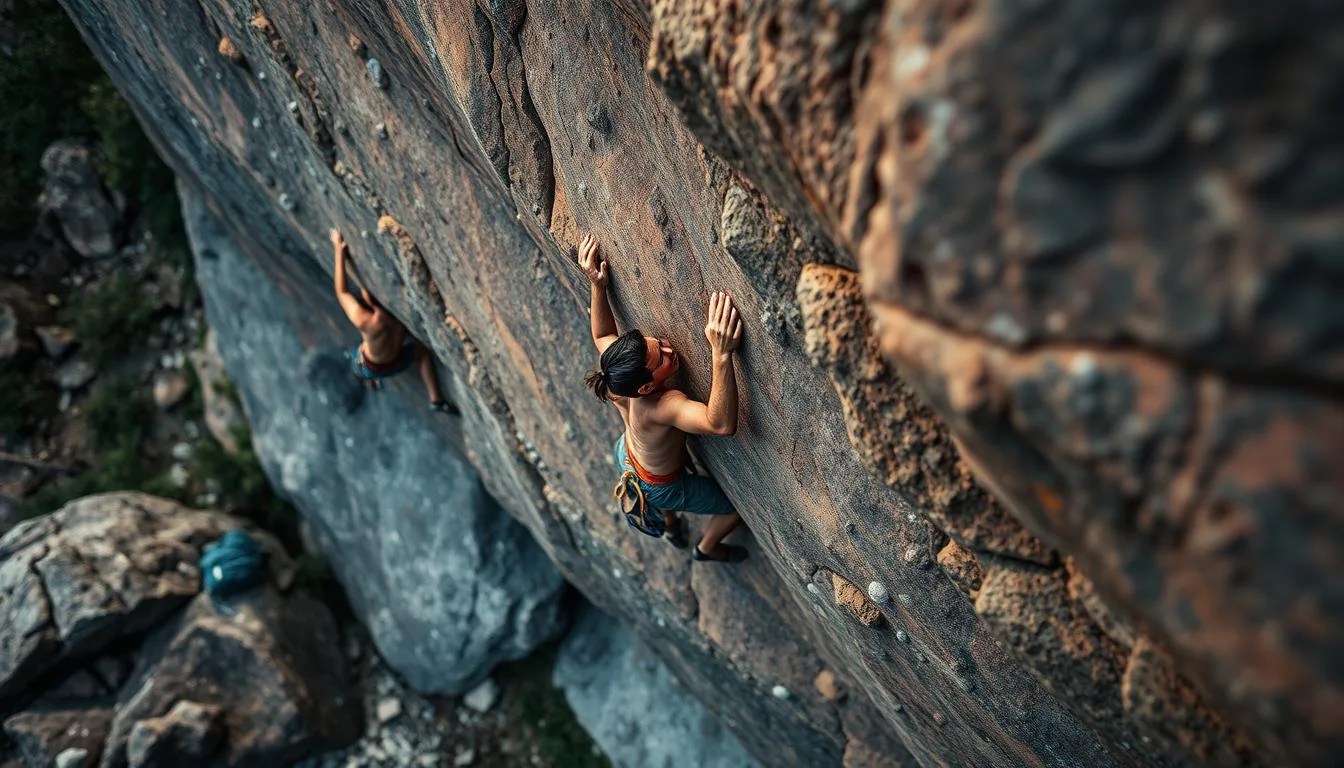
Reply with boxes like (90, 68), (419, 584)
(708, 420), (737, 437)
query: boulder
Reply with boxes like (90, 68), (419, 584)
(102, 587), (359, 767)
(124, 701), (224, 767)
(3, 705), (113, 768)
(188, 331), (245, 454)
(0, 493), (291, 701)
(555, 605), (757, 768)
(36, 140), (121, 259)
(186, 198), (566, 695)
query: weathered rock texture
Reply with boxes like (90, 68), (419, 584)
(55, 0), (1341, 765)
(184, 188), (567, 694)
(554, 604), (757, 768)
(0, 492), (359, 767)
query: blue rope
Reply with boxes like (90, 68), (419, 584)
(200, 530), (266, 597)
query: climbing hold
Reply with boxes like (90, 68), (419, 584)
(832, 573), (883, 627)
(814, 670), (845, 702)
(366, 58), (388, 89)
(288, 101), (299, 114)
(249, 12), (271, 32)
(347, 34), (367, 57)
(218, 36), (244, 66)
(867, 581), (890, 605)
(377, 215), (402, 236)
(896, 629), (910, 643)
(806, 582), (821, 596)
(375, 123), (388, 139)
(771, 685), (791, 701)
(257, 71), (267, 81)
(278, 193), (296, 212)
(933, 712), (947, 727)
(844, 521), (855, 534)
(251, 116), (261, 129)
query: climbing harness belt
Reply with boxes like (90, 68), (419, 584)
(613, 436), (672, 538)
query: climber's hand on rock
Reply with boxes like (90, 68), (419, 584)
(330, 228), (348, 254)
(704, 291), (742, 355)
(578, 234), (607, 288)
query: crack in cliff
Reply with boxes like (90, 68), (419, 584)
(248, 5), (336, 167)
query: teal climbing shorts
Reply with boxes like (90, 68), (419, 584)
(613, 436), (734, 516)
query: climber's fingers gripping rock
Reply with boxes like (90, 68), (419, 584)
(704, 291), (742, 355)
(578, 233), (607, 288)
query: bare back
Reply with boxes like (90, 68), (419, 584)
(613, 391), (688, 475)
(358, 311), (407, 364)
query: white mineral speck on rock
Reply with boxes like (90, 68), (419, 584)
(771, 685), (791, 700)
(867, 581), (890, 605)
(807, 583), (821, 596)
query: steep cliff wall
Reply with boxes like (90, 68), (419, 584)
(54, 0), (1340, 765)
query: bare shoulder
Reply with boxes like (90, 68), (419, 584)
(647, 388), (693, 420)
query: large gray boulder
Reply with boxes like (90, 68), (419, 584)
(0, 492), (355, 768)
(555, 605), (757, 768)
(183, 188), (566, 694)
(37, 140), (121, 259)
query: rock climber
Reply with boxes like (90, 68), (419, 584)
(579, 233), (748, 563)
(330, 228), (456, 414)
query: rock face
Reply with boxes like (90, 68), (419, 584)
(183, 190), (567, 694)
(0, 492), (357, 767)
(37, 140), (121, 259)
(555, 604), (756, 768)
(55, 0), (1340, 765)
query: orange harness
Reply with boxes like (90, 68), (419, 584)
(623, 435), (681, 485)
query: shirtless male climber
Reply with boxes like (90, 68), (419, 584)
(330, 228), (456, 414)
(578, 233), (748, 563)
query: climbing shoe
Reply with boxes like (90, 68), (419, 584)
(665, 514), (689, 550)
(692, 541), (748, 563)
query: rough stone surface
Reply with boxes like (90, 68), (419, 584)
(56, 0), (1334, 764)
(37, 140), (121, 259)
(185, 192), (567, 695)
(555, 605), (757, 768)
(188, 330), (245, 454)
(102, 587), (358, 767)
(0, 492), (290, 702)
(4, 706), (112, 768)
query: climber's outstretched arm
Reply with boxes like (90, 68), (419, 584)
(579, 233), (618, 351)
(655, 291), (742, 436)
(331, 228), (372, 327)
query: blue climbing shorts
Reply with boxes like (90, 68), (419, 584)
(613, 436), (734, 516)
(348, 342), (416, 380)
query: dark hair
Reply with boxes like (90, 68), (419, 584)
(584, 329), (652, 400)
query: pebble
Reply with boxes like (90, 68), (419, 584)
(169, 464), (190, 488)
(462, 678), (500, 713)
(367, 58), (388, 88)
(376, 697), (402, 724)
(867, 581), (890, 605)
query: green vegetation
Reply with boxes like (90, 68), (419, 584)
(0, 0), (103, 234)
(24, 375), (184, 516)
(0, 360), (47, 441)
(496, 647), (611, 768)
(0, 0), (184, 241)
(57, 273), (158, 364)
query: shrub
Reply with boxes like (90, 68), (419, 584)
(58, 273), (158, 365)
